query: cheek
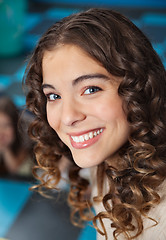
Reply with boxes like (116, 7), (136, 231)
(93, 99), (125, 122)
(46, 106), (60, 131)
(47, 112), (55, 130)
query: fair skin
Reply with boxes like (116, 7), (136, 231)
(42, 44), (130, 168)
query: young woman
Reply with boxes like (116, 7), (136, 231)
(24, 8), (166, 239)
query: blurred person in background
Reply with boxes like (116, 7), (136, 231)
(0, 96), (34, 179)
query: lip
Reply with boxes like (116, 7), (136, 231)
(68, 128), (104, 149)
(68, 128), (103, 136)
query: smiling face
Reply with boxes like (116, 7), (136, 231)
(42, 45), (130, 168)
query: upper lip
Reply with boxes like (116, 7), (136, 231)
(67, 128), (104, 136)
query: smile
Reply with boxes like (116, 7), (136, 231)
(71, 128), (103, 142)
(69, 128), (104, 149)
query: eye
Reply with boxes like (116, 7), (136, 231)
(46, 93), (61, 102)
(83, 86), (102, 95)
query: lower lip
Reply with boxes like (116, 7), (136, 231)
(69, 130), (104, 149)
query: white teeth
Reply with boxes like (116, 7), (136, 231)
(74, 136), (79, 142)
(94, 131), (97, 136)
(89, 132), (93, 139)
(79, 136), (84, 142)
(71, 128), (103, 143)
(84, 134), (89, 141)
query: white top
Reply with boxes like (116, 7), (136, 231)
(91, 167), (166, 240)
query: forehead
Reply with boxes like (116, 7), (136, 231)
(42, 44), (99, 66)
(42, 44), (122, 89)
(42, 45), (108, 81)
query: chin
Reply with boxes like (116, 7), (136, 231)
(72, 154), (103, 169)
(72, 159), (88, 168)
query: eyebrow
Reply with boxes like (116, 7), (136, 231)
(42, 83), (55, 90)
(42, 73), (110, 90)
(72, 73), (110, 86)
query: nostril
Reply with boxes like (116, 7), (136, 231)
(61, 102), (86, 126)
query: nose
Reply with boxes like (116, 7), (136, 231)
(61, 98), (86, 126)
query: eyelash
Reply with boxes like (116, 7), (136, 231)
(83, 86), (102, 95)
(45, 93), (61, 102)
(45, 86), (102, 102)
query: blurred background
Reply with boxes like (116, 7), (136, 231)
(0, 0), (166, 240)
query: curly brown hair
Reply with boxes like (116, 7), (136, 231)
(24, 8), (166, 239)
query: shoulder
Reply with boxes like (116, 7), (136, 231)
(140, 181), (166, 240)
